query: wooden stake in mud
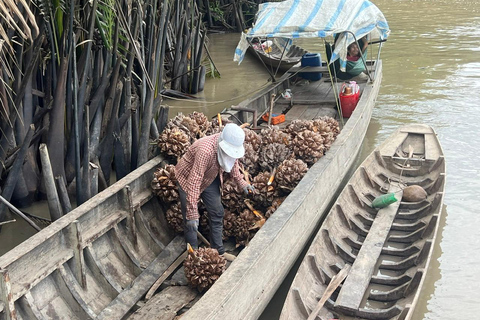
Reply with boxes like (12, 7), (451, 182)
(268, 93), (276, 125)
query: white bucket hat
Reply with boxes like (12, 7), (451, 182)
(218, 123), (245, 158)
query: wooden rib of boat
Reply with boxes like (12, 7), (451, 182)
(280, 124), (446, 320)
(247, 40), (308, 73)
(0, 59), (382, 320)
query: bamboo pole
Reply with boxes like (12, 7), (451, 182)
(39, 144), (63, 221)
(0, 196), (40, 231)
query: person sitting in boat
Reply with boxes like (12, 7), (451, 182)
(345, 36), (369, 81)
(175, 123), (254, 257)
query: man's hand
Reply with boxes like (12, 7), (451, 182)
(243, 184), (255, 195)
(185, 219), (199, 230)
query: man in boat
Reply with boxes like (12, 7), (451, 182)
(175, 123), (254, 256)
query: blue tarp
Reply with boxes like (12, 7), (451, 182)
(234, 0), (390, 71)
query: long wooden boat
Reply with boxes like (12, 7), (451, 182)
(280, 124), (446, 320)
(247, 40), (308, 73)
(0, 57), (382, 319)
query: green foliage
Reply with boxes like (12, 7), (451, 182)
(97, 0), (116, 50)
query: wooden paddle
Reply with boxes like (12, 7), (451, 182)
(307, 264), (351, 320)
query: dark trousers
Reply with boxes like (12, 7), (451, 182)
(178, 176), (225, 255)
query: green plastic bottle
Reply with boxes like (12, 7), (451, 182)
(371, 193), (397, 209)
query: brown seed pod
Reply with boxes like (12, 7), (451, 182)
(222, 178), (246, 213)
(284, 119), (313, 138)
(240, 143), (260, 177)
(314, 116), (340, 138)
(260, 126), (291, 146)
(276, 159), (308, 194)
(233, 209), (257, 247)
(259, 143), (292, 171)
(292, 129), (325, 165)
(252, 171), (277, 207)
(157, 127), (191, 159)
(188, 111), (211, 137)
(184, 247), (226, 292)
(165, 201), (183, 233)
(166, 113), (201, 142)
(265, 197), (286, 219)
(151, 165), (179, 203)
(244, 128), (262, 151)
(223, 209), (237, 239)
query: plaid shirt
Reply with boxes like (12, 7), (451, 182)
(175, 133), (248, 220)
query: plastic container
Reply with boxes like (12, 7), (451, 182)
(339, 82), (360, 117)
(371, 193), (397, 209)
(300, 53), (322, 81)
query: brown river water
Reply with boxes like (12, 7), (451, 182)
(1, 0), (479, 318)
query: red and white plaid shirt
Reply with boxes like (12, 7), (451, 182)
(175, 133), (248, 220)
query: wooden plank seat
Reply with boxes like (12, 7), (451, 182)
(126, 286), (197, 320)
(334, 184), (403, 314)
(95, 236), (185, 320)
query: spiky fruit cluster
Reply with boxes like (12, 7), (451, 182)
(184, 248), (226, 292)
(252, 171), (277, 207)
(188, 111), (211, 137)
(284, 120), (313, 138)
(292, 130), (325, 165)
(222, 210), (236, 239)
(166, 113), (201, 142)
(315, 116), (340, 138)
(266, 197), (286, 219)
(206, 115), (232, 135)
(244, 128), (261, 151)
(276, 159), (308, 193)
(259, 143), (292, 170)
(240, 143), (260, 177)
(165, 202), (183, 233)
(151, 165), (178, 203)
(157, 127), (191, 158)
(260, 126), (290, 146)
(222, 178), (246, 213)
(233, 209), (257, 247)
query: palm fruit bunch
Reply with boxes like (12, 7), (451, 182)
(284, 119), (313, 138)
(184, 247), (226, 292)
(221, 177), (246, 213)
(223, 209), (237, 239)
(315, 116), (340, 138)
(198, 202), (209, 235)
(292, 130), (325, 166)
(165, 113), (202, 142)
(276, 159), (308, 194)
(259, 126), (291, 147)
(265, 197), (286, 219)
(205, 115), (232, 135)
(157, 127), (191, 159)
(252, 171), (277, 207)
(244, 128), (262, 151)
(188, 111), (211, 137)
(311, 118), (335, 151)
(165, 201), (183, 233)
(151, 164), (178, 203)
(240, 143), (260, 177)
(259, 143), (292, 171)
(233, 209), (257, 247)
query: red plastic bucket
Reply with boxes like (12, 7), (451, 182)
(339, 83), (360, 117)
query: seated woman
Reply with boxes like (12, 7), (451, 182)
(345, 36), (369, 81)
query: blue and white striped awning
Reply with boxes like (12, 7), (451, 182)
(234, 0), (389, 68)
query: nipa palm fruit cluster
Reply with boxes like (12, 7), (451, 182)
(153, 113), (340, 288)
(184, 247), (226, 292)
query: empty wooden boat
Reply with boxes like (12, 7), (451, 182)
(280, 124), (446, 320)
(247, 39), (308, 73)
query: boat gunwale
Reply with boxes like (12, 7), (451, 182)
(182, 61), (383, 320)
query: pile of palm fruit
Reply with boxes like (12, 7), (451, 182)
(151, 112), (340, 290)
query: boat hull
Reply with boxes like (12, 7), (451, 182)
(280, 124), (446, 320)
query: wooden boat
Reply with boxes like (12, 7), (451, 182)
(247, 39), (308, 73)
(0, 57), (382, 319)
(280, 124), (446, 320)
